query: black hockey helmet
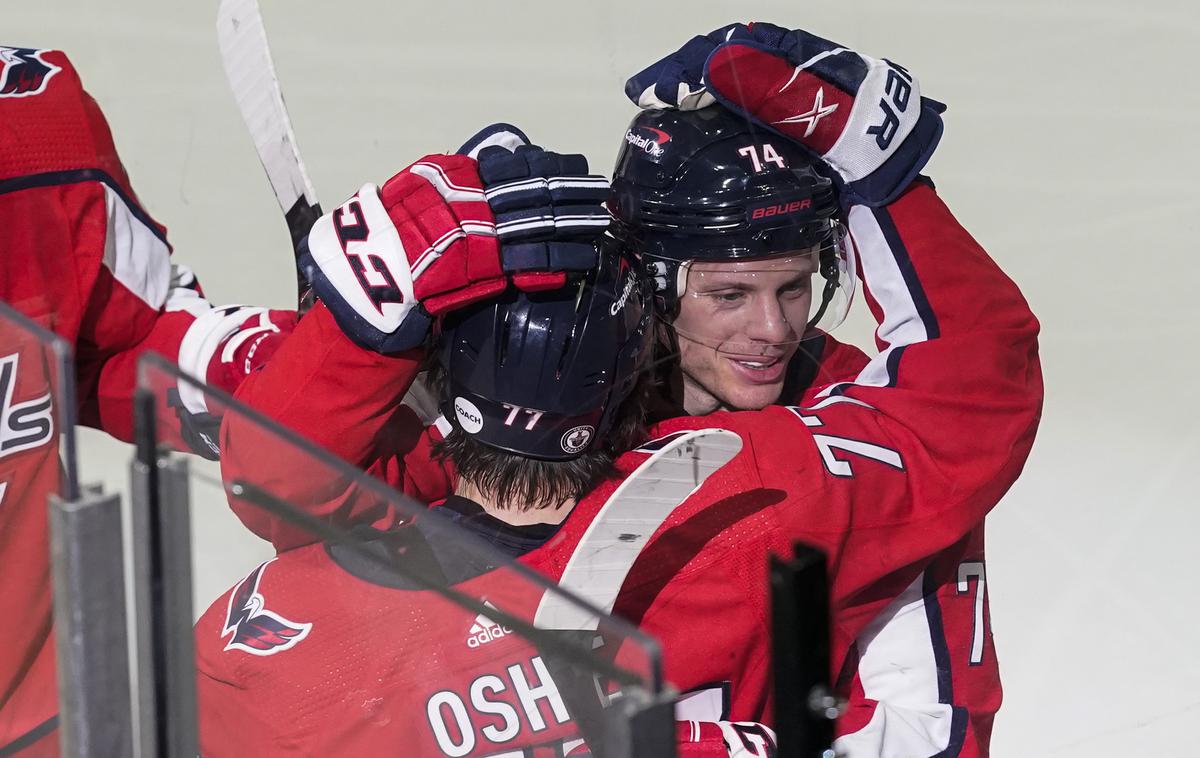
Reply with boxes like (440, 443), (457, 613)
(609, 105), (855, 329)
(438, 239), (652, 461)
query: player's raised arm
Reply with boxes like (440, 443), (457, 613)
(623, 20), (1041, 562)
(0, 47), (297, 449)
(218, 151), (502, 546)
(220, 126), (613, 548)
(619, 27), (1041, 756)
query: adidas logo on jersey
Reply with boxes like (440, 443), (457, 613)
(466, 602), (512, 649)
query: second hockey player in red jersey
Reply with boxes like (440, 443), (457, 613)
(616, 23), (1042, 755)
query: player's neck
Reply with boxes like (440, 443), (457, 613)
(681, 374), (726, 416)
(454, 478), (577, 526)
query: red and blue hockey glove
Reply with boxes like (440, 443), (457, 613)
(301, 126), (611, 354)
(461, 122), (607, 292)
(300, 153), (507, 354)
(625, 22), (946, 207)
(170, 272), (298, 460)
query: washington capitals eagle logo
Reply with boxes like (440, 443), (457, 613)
(0, 47), (61, 98)
(221, 559), (312, 656)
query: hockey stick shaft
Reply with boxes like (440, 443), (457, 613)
(216, 0), (319, 312)
(535, 429), (743, 630)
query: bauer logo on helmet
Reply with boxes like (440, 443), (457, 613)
(750, 198), (813, 221)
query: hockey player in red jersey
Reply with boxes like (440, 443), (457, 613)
(201, 60), (1040, 748)
(199, 236), (695, 756)
(616, 23), (1041, 756)
(196, 147), (794, 754)
(212, 25), (1038, 756)
(0, 46), (297, 755)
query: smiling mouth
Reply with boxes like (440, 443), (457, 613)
(726, 354), (788, 384)
(733, 357), (778, 368)
(724, 351), (784, 366)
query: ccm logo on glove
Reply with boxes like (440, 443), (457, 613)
(331, 198), (406, 315)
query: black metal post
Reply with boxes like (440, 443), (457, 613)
(772, 542), (836, 758)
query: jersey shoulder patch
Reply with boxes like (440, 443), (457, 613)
(0, 47), (61, 98)
(221, 558), (312, 656)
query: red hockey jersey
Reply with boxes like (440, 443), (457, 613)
(815, 191), (1019, 757)
(0, 318), (62, 757)
(199, 393), (997, 756)
(0, 46), (193, 755)
(0, 46), (294, 754)
(214, 180), (1042, 754)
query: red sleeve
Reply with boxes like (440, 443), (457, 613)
(0, 47), (175, 361)
(780, 184), (1031, 757)
(0, 47), (180, 440)
(829, 179), (1042, 563)
(0, 47), (257, 445)
(0, 49), (147, 198)
(221, 302), (449, 548)
(742, 179), (1042, 666)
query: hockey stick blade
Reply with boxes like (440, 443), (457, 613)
(535, 428), (743, 631)
(217, 0), (319, 311)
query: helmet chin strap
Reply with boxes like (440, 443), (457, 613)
(805, 248), (842, 331)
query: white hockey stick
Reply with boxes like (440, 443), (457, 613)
(216, 0), (321, 310)
(535, 428), (743, 631)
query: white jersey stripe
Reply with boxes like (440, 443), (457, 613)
(832, 571), (954, 757)
(849, 204), (929, 351)
(101, 183), (171, 309)
(818, 204), (929, 400)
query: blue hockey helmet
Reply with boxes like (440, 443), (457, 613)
(438, 239), (653, 461)
(609, 105), (855, 331)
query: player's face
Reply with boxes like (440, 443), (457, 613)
(671, 254), (817, 415)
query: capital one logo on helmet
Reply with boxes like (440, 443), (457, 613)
(609, 272), (637, 316)
(454, 396), (484, 434)
(625, 127), (670, 159)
